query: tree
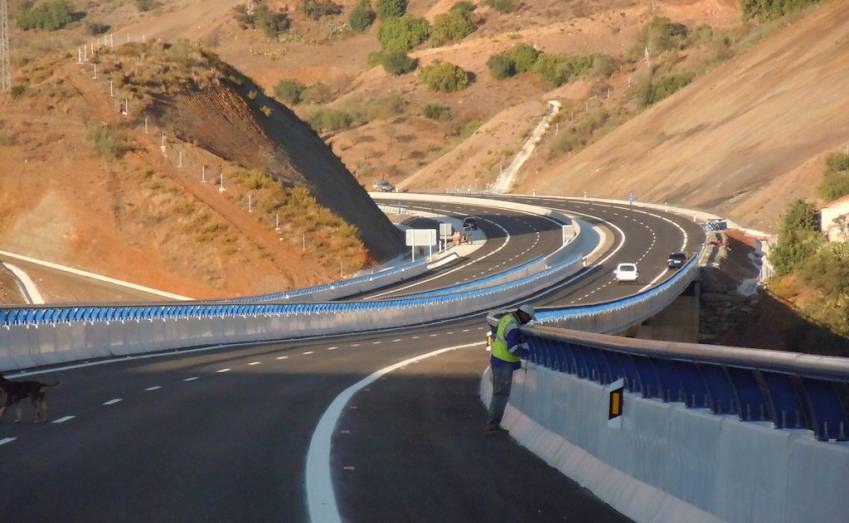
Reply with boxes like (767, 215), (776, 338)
(505, 44), (540, 73)
(818, 153), (849, 202)
(375, 0), (407, 19)
(303, 0), (342, 20)
(16, 1), (75, 31)
(482, 0), (517, 14)
(377, 15), (430, 52)
(349, 0), (376, 32)
(420, 61), (470, 92)
(274, 79), (307, 105)
(429, 9), (476, 46)
(487, 54), (515, 80)
(769, 199), (823, 276)
(381, 51), (417, 75)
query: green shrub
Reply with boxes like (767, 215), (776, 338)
(487, 54), (515, 80)
(301, 82), (334, 103)
(549, 110), (612, 156)
(16, 1), (75, 31)
(429, 9), (476, 46)
(303, 0), (342, 20)
(798, 245), (849, 302)
(377, 15), (430, 52)
(349, 0), (376, 32)
(741, 0), (820, 21)
(375, 0), (407, 19)
(818, 153), (849, 202)
(504, 44), (540, 73)
(769, 199), (823, 276)
(367, 50), (385, 67)
(590, 54), (616, 78)
(450, 1), (476, 15)
(420, 61), (470, 92)
(86, 21), (110, 35)
(636, 71), (693, 107)
(381, 51), (417, 75)
(423, 103), (451, 120)
(459, 118), (482, 138)
(643, 16), (688, 52)
(136, 0), (157, 11)
(10, 85), (26, 99)
(533, 53), (594, 87)
(361, 93), (406, 120)
(482, 0), (518, 14)
(233, 1), (290, 37)
(257, 4), (291, 36)
(309, 109), (354, 132)
(88, 124), (126, 159)
(274, 79), (306, 104)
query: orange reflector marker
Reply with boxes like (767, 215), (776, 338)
(607, 378), (625, 429)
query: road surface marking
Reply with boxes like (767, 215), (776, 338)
(327, 346), (338, 351)
(392, 339), (402, 342)
(303, 351), (314, 355)
(52, 416), (75, 424)
(0, 437), (16, 446)
(372, 341), (381, 345)
(184, 377), (199, 381)
(249, 361), (261, 366)
(216, 368), (231, 373)
(429, 334), (438, 337)
(306, 341), (484, 523)
(411, 336), (420, 339)
(351, 343), (360, 347)
(276, 356), (288, 360)
(102, 398), (122, 406)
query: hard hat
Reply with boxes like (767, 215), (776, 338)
(518, 304), (535, 319)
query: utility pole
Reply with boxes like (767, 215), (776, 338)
(0, 0), (10, 92)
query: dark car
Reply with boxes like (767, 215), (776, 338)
(667, 252), (687, 269)
(372, 180), (395, 192)
(462, 217), (478, 230)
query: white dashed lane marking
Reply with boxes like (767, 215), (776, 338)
(52, 416), (75, 424)
(276, 356), (288, 360)
(102, 398), (122, 406)
(184, 377), (199, 381)
(249, 361), (261, 366)
(303, 351), (314, 355)
(0, 437), (16, 446)
(216, 368), (231, 373)
(327, 346), (338, 351)
(145, 386), (162, 392)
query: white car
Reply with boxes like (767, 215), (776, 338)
(614, 263), (639, 282)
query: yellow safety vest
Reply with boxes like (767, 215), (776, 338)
(491, 313), (520, 363)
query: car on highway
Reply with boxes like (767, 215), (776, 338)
(667, 252), (687, 269)
(614, 263), (638, 282)
(462, 216), (478, 230)
(373, 180), (395, 192)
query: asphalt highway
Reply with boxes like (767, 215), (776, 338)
(0, 196), (705, 522)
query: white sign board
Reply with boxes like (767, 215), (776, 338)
(406, 229), (437, 247)
(439, 223), (453, 238)
(562, 224), (576, 243)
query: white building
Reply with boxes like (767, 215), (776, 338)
(820, 194), (849, 242)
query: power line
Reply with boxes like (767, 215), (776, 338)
(0, 0), (11, 92)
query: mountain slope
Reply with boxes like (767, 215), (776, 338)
(523, 1), (849, 232)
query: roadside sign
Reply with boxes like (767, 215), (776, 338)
(439, 223), (453, 238)
(628, 192), (634, 206)
(561, 224), (575, 243)
(406, 229), (437, 247)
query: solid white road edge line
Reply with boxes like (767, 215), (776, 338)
(638, 268), (670, 293)
(305, 341), (484, 523)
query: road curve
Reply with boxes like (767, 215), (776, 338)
(0, 197), (704, 522)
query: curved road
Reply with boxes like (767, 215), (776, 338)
(0, 197), (704, 522)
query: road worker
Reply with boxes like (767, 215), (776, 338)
(486, 304), (535, 433)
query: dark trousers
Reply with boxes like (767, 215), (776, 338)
(487, 364), (514, 429)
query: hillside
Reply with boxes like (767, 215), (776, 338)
(0, 38), (403, 300)
(523, 0), (849, 232)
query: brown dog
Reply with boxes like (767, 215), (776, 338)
(0, 374), (60, 423)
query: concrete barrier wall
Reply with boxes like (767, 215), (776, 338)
(480, 363), (849, 523)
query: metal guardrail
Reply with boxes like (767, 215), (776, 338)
(486, 250), (849, 442)
(228, 258), (429, 303)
